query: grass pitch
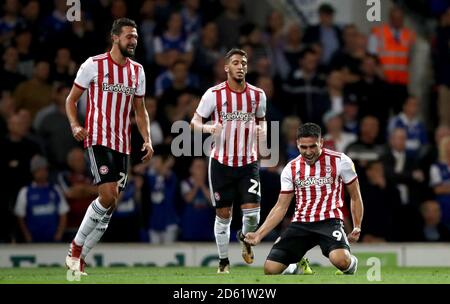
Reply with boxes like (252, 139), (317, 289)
(0, 266), (449, 284)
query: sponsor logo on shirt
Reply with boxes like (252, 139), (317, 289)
(102, 83), (136, 96)
(220, 111), (255, 122)
(295, 176), (333, 188)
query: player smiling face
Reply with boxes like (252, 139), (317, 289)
(225, 54), (247, 83)
(297, 136), (323, 165)
(114, 26), (138, 58)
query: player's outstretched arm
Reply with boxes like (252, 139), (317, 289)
(66, 85), (88, 141)
(245, 192), (294, 246)
(133, 96), (154, 163)
(346, 179), (364, 243)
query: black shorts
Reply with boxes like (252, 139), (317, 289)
(267, 219), (351, 266)
(86, 145), (130, 192)
(208, 157), (261, 208)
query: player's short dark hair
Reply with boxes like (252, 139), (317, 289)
(110, 18), (137, 36)
(297, 123), (322, 139)
(225, 48), (247, 62)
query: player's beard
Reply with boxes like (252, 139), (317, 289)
(119, 42), (136, 58)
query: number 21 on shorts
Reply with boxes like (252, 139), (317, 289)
(248, 178), (261, 197)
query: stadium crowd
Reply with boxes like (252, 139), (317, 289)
(1, 0), (450, 244)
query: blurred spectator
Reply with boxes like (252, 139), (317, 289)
(57, 147), (96, 241)
(154, 12), (194, 69)
(192, 22), (223, 91)
(433, 7), (450, 128)
(329, 25), (361, 79)
(387, 96), (428, 160)
(154, 59), (199, 97)
(0, 111), (42, 242)
(14, 155), (69, 243)
(281, 116), (301, 161)
(256, 76), (283, 124)
(0, 90), (15, 138)
(49, 47), (76, 85)
(215, 0), (245, 50)
(418, 200), (450, 242)
(273, 22), (304, 80)
(323, 111), (356, 152)
(263, 10), (285, 51)
(64, 11), (99, 63)
(341, 97), (359, 135)
(139, 0), (157, 66)
(420, 125), (450, 185)
(41, 0), (71, 49)
(303, 3), (342, 66)
(239, 23), (269, 66)
(180, 0), (202, 42)
(0, 0), (24, 46)
(346, 115), (384, 175)
(380, 128), (425, 240)
(322, 69), (346, 116)
(201, 57), (226, 91)
(36, 85), (78, 170)
(179, 158), (214, 241)
(0, 46), (26, 91)
(429, 135), (450, 229)
(359, 160), (398, 242)
(368, 6), (416, 114)
(282, 47), (326, 122)
(141, 149), (179, 244)
(104, 173), (144, 242)
(14, 26), (35, 79)
(159, 60), (199, 107)
(346, 54), (389, 134)
(14, 61), (52, 119)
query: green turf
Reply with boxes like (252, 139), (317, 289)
(0, 266), (449, 284)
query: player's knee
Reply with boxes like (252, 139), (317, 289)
(98, 188), (119, 207)
(216, 208), (232, 219)
(329, 250), (351, 270)
(264, 261), (282, 275)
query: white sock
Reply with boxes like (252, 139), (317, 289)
(242, 207), (260, 235)
(282, 263), (298, 275)
(81, 213), (111, 259)
(214, 216), (231, 259)
(343, 255), (358, 274)
(74, 198), (108, 246)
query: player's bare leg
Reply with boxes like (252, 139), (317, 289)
(66, 182), (118, 274)
(264, 260), (287, 275)
(329, 248), (358, 275)
(215, 207), (232, 273)
(238, 203), (260, 264)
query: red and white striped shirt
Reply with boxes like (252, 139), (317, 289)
(196, 81), (266, 167)
(74, 52), (145, 154)
(280, 148), (357, 223)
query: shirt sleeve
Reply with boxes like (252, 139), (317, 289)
(280, 163), (294, 193)
(135, 66), (146, 97)
(256, 90), (266, 118)
(14, 187), (28, 217)
(55, 186), (70, 215)
(74, 57), (96, 89)
(340, 153), (358, 184)
(196, 88), (216, 118)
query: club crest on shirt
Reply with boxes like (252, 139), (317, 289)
(214, 192), (221, 201)
(99, 165), (109, 175)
